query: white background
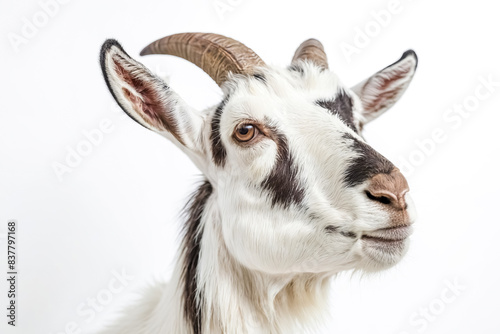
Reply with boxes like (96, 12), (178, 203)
(1, 0), (499, 333)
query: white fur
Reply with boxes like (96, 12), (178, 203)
(96, 45), (417, 334)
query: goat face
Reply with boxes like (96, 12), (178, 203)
(100, 34), (417, 276)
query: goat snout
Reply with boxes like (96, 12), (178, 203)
(365, 168), (409, 210)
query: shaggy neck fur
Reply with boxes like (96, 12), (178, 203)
(179, 181), (333, 334)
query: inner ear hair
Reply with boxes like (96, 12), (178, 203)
(352, 50), (417, 122)
(100, 39), (185, 144)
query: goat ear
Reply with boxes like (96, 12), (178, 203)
(351, 50), (417, 124)
(100, 39), (204, 151)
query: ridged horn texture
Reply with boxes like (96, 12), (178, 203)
(292, 38), (329, 69)
(140, 33), (266, 86)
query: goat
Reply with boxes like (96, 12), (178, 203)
(98, 33), (417, 334)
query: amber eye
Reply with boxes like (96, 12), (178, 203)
(234, 124), (257, 142)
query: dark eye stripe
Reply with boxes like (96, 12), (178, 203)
(210, 97), (229, 167)
(261, 128), (305, 208)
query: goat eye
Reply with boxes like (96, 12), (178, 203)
(234, 124), (257, 142)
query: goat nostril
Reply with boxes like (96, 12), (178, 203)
(378, 196), (391, 205)
(365, 191), (392, 205)
(365, 169), (409, 210)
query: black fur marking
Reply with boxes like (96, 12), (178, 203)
(325, 225), (339, 233)
(381, 49), (418, 72)
(316, 91), (357, 133)
(325, 225), (356, 238)
(342, 133), (394, 187)
(261, 131), (305, 208)
(288, 64), (304, 75)
(253, 73), (267, 84)
(340, 231), (357, 239)
(181, 181), (212, 334)
(210, 98), (229, 167)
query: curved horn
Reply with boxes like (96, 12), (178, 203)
(140, 33), (265, 86)
(291, 38), (329, 69)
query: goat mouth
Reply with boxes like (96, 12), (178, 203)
(361, 235), (406, 244)
(360, 225), (413, 269)
(362, 225), (412, 242)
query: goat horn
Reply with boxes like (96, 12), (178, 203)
(291, 38), (329, 69)
(140, 33), (266, 87)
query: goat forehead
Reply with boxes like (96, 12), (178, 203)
(226, 64), (343, 102)
(222, 67), (353, 125)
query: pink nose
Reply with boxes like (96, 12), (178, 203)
(365, 168), (409, 210)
